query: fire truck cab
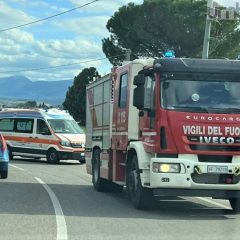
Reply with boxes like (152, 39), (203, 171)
(86, 58), (240, 211)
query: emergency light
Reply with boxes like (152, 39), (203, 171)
(164, 50), (175, 58)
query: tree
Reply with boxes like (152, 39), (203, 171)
(102, 0), (240, 65)
(16, 101), (37, 108)
(63, 67), (100, 125)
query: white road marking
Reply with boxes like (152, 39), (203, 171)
(9, 164), (25, 171)
(35, 177), (68, 240)
(196, 197), (231, 210)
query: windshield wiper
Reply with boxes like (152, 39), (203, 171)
(168, 106), (209, 113)
(208, 108), (240, 114)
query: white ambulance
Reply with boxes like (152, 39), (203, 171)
(0, 108), (85, 164)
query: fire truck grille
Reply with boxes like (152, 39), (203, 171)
(190, 144), (240, 152)
(198, 155), (232, 163)
(191, 173), (240, 185)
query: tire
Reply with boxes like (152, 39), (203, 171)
(92, 149), (107, 191)
(126, 155), (153, 210)
(0, 171), (8, 179)
(109, 182), (123, 193)
(92, 149), (123, 193)
(79, 159), (86, 164)
(92, 149), (112, 192)
(229, 198), (240, 213)
(8, 146), (13, 160)
(47, 149), (59, 164)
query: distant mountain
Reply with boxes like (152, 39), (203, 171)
(0, 76), (73, 105)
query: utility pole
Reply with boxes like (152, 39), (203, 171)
(202, 0), (213, 59)
(125, 49), (131, 61)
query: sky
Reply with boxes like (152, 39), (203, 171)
(0, 0), (143, 81)
(211, 0), (240, 8)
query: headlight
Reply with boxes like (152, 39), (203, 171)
(152, 163), (181, 173)
(60, 140), (71, 147)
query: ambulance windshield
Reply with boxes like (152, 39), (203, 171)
(161, 78), (240, 113)
(47, 119), (84, 134)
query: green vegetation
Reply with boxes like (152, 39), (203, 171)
(63, 67), (100, 125)
(102, 0), (240, 65)
(63, 0), (240, 121)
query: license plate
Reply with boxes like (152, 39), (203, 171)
(207, 165), (228, 174)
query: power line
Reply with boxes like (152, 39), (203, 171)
(0, 0), (100, 32)
(0, 53), (126, 74)
(0, 57), (107, 73)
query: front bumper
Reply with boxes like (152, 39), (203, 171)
(58, 151), (85, 161)
(153, 188), (240, 198)
(147, 155), (240, 191)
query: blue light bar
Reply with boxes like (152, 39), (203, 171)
(164, 50), (175, 58)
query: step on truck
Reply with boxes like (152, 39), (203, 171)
(85, 58), (240, 211)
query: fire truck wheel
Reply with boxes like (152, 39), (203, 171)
(0, 170), (8, 179)
(92, 148), (107, 191)
(229, 198), (240, 213)
(47, 149), (59, 164)
(92, 149), (123, 192)
(127, 155), (153, 210)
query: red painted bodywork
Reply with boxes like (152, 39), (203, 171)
(140, 72), (240, 156)
(111, 64), (131, 182)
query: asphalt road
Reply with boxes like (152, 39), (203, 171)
(0, 158), (240, 240)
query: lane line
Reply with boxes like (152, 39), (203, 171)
(35, 177), (68, 240)
(196, 197), (231, 210)
(9, 164), (25, 171)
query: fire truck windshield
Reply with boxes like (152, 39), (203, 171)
(161, 78), (240, 113)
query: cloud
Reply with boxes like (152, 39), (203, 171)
(0, 27), (108, 80)
(70, 0), (143, 14)
(0, 29), (34, 57)
(54, 16), (109, 37)
(0, 0), (138, 81)
(6, 0), (68, 12)
(0, 1), (35, 29)
(34, 38), (103, 59)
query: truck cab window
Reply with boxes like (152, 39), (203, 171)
(145, 76), (155, 129)
(144, 76), (155, 110)
(119, 73), (128, 108)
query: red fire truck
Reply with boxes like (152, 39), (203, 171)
(85, 58), (240, 211)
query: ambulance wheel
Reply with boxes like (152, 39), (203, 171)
(47, 149), (59, 164)
(79, 159), (85, 164)
(92, 148), (108, 192)
(0, 171), (8, 179)
(229, 198), (240, 213)
(127, 155), (153, 210)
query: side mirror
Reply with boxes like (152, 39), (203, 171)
(134, 74), (145, 86)
(133, 86), (145, 109)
